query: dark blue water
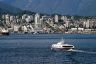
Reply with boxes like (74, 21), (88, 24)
(0, 34), (96, 64)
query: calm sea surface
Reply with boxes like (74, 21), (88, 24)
(0, 34), (96, 64)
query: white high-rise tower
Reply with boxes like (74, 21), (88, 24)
(35, 13), (40, 28)
(86, 20), (90, 29)
(55, 15), (58, 23)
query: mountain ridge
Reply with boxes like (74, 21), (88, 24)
(0, 1), (22, 14)
(10, 0), (81, 15)
(1, 0), (96, 16)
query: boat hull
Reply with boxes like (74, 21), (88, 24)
(51, 47), (74, 51)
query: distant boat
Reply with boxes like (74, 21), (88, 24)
(0, 29), (9, 35)
(51, 39), (74, 51)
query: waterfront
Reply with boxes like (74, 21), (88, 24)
(0, 34), (96, 64)
(0, 0), (96, 64)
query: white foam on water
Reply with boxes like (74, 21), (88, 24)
(69, 49), (96, 54)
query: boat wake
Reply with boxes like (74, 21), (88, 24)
(69, 49), (96, 54)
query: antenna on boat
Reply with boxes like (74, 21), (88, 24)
(61, 36), (64, 40)
(61, 32), (64, 40)
(61, 33), (64, 43)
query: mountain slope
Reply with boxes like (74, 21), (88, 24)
(2, 0), (96, 16)
(10, 0), (81, 15)
(77, 0), (96, 16)
(0, 1), (22, 14)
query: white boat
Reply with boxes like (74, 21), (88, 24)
(51, 39), (74, 51)
(0, 28), (9, 35)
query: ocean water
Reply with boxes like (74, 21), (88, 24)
(0, 34), (96, 64)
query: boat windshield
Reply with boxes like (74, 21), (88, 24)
(57, 39), (64, 44)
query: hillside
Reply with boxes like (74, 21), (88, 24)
(1, 0), (96, 16)
(0, 1), (22, 14)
